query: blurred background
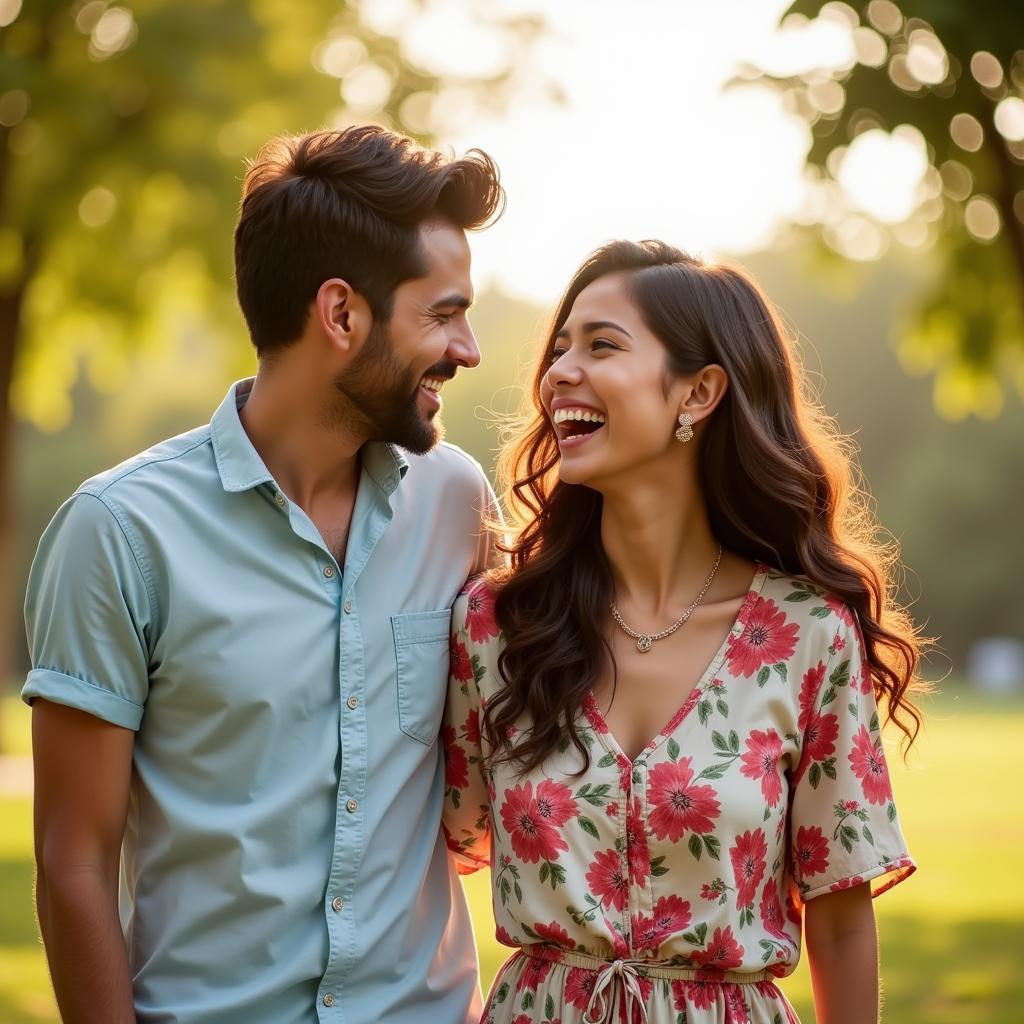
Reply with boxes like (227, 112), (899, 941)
(1, 0), (1022, 1020)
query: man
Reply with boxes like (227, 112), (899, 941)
(24, 125), (503, 1023)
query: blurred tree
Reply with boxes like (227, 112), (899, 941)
(743, 1), (1024, 419)
(0, 0), (542, 684)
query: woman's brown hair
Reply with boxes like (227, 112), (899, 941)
(483, 239), (925, 774)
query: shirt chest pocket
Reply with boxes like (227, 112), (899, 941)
(391, 608), (453, 745)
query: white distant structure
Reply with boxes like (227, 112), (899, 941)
(967, 638), (1024, 694)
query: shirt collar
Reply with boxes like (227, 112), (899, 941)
(211, 377), (409, 495)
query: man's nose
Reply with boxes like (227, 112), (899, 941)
(448, 321), (481, 369)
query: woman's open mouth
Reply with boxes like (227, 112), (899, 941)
(552, 407), (606, 449)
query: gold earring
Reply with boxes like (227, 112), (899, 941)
(675, 413), (694, 443)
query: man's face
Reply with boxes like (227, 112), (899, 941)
(331, 219), (479, 453)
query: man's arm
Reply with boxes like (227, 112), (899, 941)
(33, 699), (136, 1024)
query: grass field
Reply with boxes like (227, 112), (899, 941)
(2, 689), (1021, 1022)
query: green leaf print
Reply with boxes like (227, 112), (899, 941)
(471, 654), (486, 684)
(717, 699), (730, 717)
(830, 659), (851, 687)
(821, 685), (837, 707)
(862, 825), (875, 845)
(757, 666), (770, 687)
(575, 783), (612, 806)
(521, 990), (534, 1010)
(728, 729), (740, 752)
(696, 922), (707, 944)
(688, 834), (703, 860)
(514, 881), (523, 903)
(578, 815), (600, 839)
(667, 737), (681, 761)
(696, 762), (730, 781)
(888, 802), (897, 822)
(809, 762), (821, 789)
(698, 699), (712, 725)
(495, 982), (509, 1004)
(786, 590), (813, 602)
(597, 751), (617, 768)
(711, 730), (728, 752)
(870, 711), (880, 733)
(650, 855), (669, 877)
(681, 931), (699, 944)
(546, 994), (556, 1019)
(810, 605), (831, 618)
(848, 702), (858, 717)
(823, 758), (837, 780)
(703, 834), (721, 860)
(773, 662), (787, 681)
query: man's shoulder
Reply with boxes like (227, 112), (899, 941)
(77, 423), (214, 507)
(403, 441), (489, 491)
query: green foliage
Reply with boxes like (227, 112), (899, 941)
(0, 0), (535, 430)
(744, 1), (1024, 415)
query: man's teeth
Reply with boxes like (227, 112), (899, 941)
(552, 408), (606, 425)
(420, 377), (444, 393)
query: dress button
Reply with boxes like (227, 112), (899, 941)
(323, 565), (335, 579)
(346, 798), (358, 813)
(332, 896), (344, 912)
(322, 993), (335, 1007)
(275, 492), (286, 507)
(346, 695), (359, 711)
(343, 599), (353, 614)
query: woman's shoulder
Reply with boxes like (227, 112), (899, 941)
(452, 573), (505, 649)
(754, 563), (861, 643)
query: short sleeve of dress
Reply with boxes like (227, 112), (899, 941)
(788, 610), (916, 902)
(21, 492), (153, 730)
(442, 579), (500, 874)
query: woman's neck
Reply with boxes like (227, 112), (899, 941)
(599, 469), (719, 617)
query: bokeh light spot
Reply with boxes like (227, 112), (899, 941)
(950, 113), (984, 152)
(964, 195), (1001, 242)
(78, 187), (117, 228)
(970, 51), (1004, 90)
(993, 97), (1024, 142)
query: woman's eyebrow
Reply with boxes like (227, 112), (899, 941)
(554, 320), (633, 340)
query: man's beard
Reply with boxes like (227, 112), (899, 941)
(327, 319), (449, 454)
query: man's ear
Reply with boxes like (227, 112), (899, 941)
(314, 278), (372, 356)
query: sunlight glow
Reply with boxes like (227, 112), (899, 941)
(837, 126), (929, 223)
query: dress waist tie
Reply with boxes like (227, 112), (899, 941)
(584, 958), (649, 1024)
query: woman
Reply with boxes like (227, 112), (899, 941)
(443, 240), (921, 1024)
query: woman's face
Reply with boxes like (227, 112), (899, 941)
(539, 272), (689, 488)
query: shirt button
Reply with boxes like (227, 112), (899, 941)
(331, 896), (344, 912)
(343, 599), (353, 614)
(274, 492), (286, 507)
(346, 695), (359, 711)
(323, 565), (335, 579)
(346, 798), (358, 813)
(322, 993), (335, 1007)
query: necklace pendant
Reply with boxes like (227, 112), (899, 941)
(636, 635), (653, 653)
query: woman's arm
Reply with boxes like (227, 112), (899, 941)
(804, 882), (878, 1024)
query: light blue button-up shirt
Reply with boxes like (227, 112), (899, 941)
(23, 379), (495, 1024)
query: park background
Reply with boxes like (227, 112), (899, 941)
(1, 0), (1023, 1020)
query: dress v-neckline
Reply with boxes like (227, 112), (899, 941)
(583, 563), (769, 765)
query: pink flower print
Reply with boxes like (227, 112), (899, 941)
(499, 782), (568, 863)
(740, 729), (784, 806)
(463, 706), (480, 747)
(604, 801), (619, 817)
(535, 779), (577, 827)
(823, 595), (855, 625)
(793, 826), (830, 878)
(729, 828), (767, 909)
(631, 894), (692, 952)
(442, 725), (468, 790)
(758, 879), (789, 942)
(849, 725), (893, 805)
(533, 920), (573, 947)
(726, 596), (799, 677)
(565, 967), (598, 1012)
(691, 926), (744, 971)
(516, 954), (552, 992)
(585, 848), (630, 912)
(794, 711), (839, 784)
(625, 796), (651, 886)
(465, 584), (498, 642)
(797, 661), (826, 731)
(450, 634), (472, 682)
(725, 985), (751, 1024)
(647, 758), (721, 841)
(674, 980), (717, 1010)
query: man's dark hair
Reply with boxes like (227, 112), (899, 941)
(234, 125), (504, 355)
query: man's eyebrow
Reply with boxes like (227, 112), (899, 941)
(431, 293), (473, 311)
(554, 320), (633, 340)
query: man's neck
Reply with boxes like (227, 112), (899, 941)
(239, 370), (364, 510)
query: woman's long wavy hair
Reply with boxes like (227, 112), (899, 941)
(483, 239), (925, 775)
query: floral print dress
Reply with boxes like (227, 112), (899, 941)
(443, 565), (915, 1024)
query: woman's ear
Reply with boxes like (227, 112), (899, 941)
(680, 363), (729, 422)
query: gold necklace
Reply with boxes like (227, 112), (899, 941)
(610, 545), (723, 653)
